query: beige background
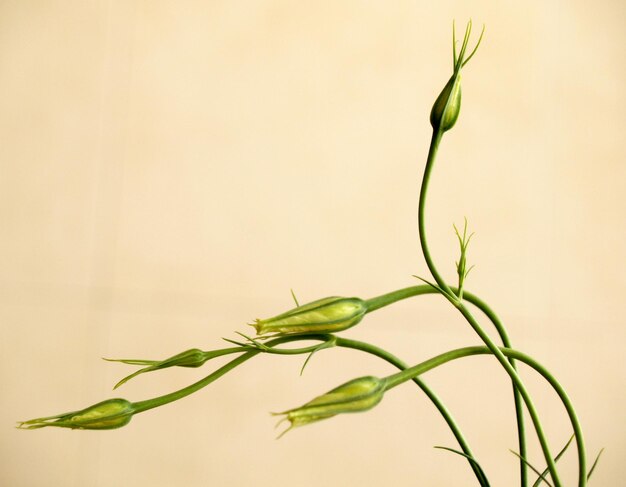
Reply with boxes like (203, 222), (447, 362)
(1, 1), (624, 486)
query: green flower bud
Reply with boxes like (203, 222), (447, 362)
(252, 296), (367, 336)
(430, 21), (484, 133)
(274, 375), (386, 435)
(18, 398), (135, 430)
(106, 348), (209, 389)
(430, 75), (462, 132)
(159, 348), (206, 368)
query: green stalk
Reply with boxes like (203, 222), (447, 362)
(333, 337), (487, 485)
(418, 126), (555, 486)
(366, 284), (526, 487)
(131, 334), (485, 484)
(418, 130), (448, 292)
(132, 350), (257, 414)
(381, 346), (586, 487)
(264, 335), (486, 484)
(132, 335), (329, 414)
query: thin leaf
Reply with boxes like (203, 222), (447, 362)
(299, 350), (316, 376)
(435, 446), (491, 487)
(462, 24), (485, 67)
(510, 450), (553, 487)
(587, 448), (604, 480)
(299, 340), (333, 376)
(452, 20), (457, 67)
(532, 435), (574, 487)
(290, 288), (300, 307)
(113, 368), (152, 390)
(235, 331), (271, 350)
(103, 357), (158, 366)
(413, 275), (460, 306)
(221, 337), (252, 348)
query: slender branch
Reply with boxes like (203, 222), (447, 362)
(366, 284), (527, 487)
(418, 130), (450, 295)
(417, 118), (559, 486)
(131, 334), (485, 484)
(381, 345), (585, 487)
(132, 335), (330, 414)
(332, 337), (486, 484)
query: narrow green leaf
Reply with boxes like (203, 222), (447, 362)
(221, 337), (252, 348)
(299, 340), (333, 376)
(435, 446), (491, 487)
(532, 435), (574, 487)
(510, 450), (553, 487)
(413, 275), (460, 306)
(103, 357), (158, 366)
(290, 288), (300, 307)
(587, 448), (604, 480)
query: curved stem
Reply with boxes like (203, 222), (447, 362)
(459, 304), (574, 487)
(417, 126), (556, 487)
(381, 345), (586, 487)
(131, 334), (485, 485)
(461, 293), (528, 486)
(418, 130), (450, 295)
(365, 284), (434, 312)
(132, 350), (257, 414)
(132, 335), (331, 414)
(366, 284), (527, 487)
(333, 337), (487, 485)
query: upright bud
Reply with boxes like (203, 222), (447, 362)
(18, 398), (135, 430)
(252, 296), (367, 336)
(274, 375), (386, 436)
(430, 75), (462, 132)
(430, 21), (484, 133)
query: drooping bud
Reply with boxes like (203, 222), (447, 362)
(430, 21), (484, 133)
(252, 296), (367, 336)
(274, 375), (386, 436)
(18, 398), (135, 430)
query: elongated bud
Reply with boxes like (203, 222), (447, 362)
(106, 348), (209, 389)
(252, 296), (367, 336)
(18, 398), (135, 430)
(430, 75), (462, 132)
(158, 348), (205, 368)
(274, 376), (386, 436)
(430, 21), (484, 133)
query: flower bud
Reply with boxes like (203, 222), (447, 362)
(430, 21), (484, 133)
(430, 75), (462, 132)
(156, 348), (206, 368)
(252, 296), (367, 336)
(274, 375), (386, 435)
(107, 348), (209, 389)
(19, 398), (135, 430)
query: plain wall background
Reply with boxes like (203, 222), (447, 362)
(1, 1), (624, 485)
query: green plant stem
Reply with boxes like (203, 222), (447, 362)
(418, 127), (558, 487)
(366, 284), (526, 487)
(128, 333), (585, 487)
(131, 334), (485, 485)
(382, 345), (586, 487)
(131, 335), (328, 414)
(268, 336), (487, 484)
(333, 337), (487, 485)
(131, 350), (256, 414)
(419, 130), (448, 292)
